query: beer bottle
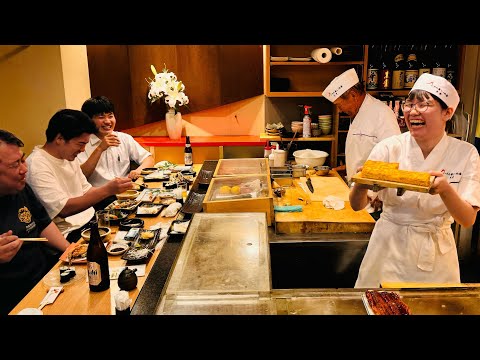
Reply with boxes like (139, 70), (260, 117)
(432, 44), (447, 78)
(87, 220), (110, 292)
(404, 45), (419, 89)
(378, 45), (392, 90)
(184, 135), (193, 166)
(446, 44), (456, 86)
(418, 44), (432, 76)
(366, 44), (379, 90)
(392, 45), (406, 90)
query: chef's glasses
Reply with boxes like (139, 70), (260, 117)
(401, 102), (432, 113)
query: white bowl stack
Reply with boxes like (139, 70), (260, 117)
(318, 115), (332, 135)
(291, 121), (303, 134)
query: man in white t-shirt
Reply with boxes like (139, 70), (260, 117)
(26, 109), (133, 242)
(78, 96), (155, 209)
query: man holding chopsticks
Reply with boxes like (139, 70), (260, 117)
(0, 130), (71, 315)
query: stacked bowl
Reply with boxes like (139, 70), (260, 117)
(318, 115), (332, 135)
(291, 121), (303, 134)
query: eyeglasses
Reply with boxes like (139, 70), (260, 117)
(401, 102), (432, 113)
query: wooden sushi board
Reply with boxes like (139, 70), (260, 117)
(297, 176), (351, 201)
(351, 173), (435, 193)
(274, 173), (375, 234)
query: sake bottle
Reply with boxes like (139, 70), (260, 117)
(184, 135), (193, 166)
(87, 220), (110, 292)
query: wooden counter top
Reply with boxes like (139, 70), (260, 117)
(134, 135), (265, 147)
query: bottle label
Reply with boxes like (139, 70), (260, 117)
(379, 70), (391, 89)
(184, 153), (193, 166)
(432, 68), (446, 78)
(392, 70), (405, 89)
(404, 70), (418, 88)
(446, 70), (455, 84)
(88, 262), (102, 286)
(367, 69), (379, 89)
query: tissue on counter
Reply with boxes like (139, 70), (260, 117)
(322, 195), (345, 210)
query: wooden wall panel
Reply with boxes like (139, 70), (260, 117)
(87, 45), (263, 130)
(86, 45), (132, 129)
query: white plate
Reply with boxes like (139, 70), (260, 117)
(271, 56), (288, 62)
(288, 57), (312, 62)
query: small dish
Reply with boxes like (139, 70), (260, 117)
(140, 167), (158, 175)
(116, 190), (139, 200)
(119, 217), (144, 231)
(106, 242), (129, 256)
(108, 209), (129, 224)
(81, 226), (111, 242)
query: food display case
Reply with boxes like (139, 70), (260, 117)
(157, 212), (274, 315)
(213, 158), (270, 177)
(202, 174), (274, 225)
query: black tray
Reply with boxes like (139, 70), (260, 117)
(121, 229), (160, 264)
(105, 199), (141, 212)
(167, 219), (190, 243)
(136, 203), (163, 217)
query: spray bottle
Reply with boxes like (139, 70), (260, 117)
(302, 105), (312, 138)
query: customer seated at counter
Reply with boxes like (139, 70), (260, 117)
(26, 109), (133, 242)
(0, 129), (71, 315)
(79, 96), (155, 209)
(350, 73), (480, 288)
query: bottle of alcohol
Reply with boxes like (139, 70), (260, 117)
(184, 135), (193, 166)
(392, 45), (406, 90)
(87, 220), (110, 292)
(418, 44), (432, 76)
(366, 44), (379, 90)
(404, 45), (419, 89)
(432, 44), (447, 78)
(379, 45), (392, 90)
(446, 44), (456, 86)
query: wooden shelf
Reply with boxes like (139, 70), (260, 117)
(270, 61), (364, 66)
(367, 90), (410, 97)
(260, 133), (335, 141)
(265, 91), (323, 97)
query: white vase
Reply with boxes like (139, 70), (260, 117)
(165, 108), (183, 140)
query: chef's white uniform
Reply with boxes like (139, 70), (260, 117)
(355, 132), (480, 288)
(345, 94), (400, 183)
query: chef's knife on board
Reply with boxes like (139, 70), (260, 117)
(306, 173), (314, 193)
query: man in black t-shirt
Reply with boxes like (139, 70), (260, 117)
(0, 130), (71, 315)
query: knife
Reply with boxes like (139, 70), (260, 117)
(306, 173), (314, 193)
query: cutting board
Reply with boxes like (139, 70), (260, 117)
(274, 177), (375, 234)
(298, 176), (351, 201)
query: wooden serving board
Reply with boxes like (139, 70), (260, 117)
(351, 173), (435, 193)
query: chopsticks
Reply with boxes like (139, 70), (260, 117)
(19, 237), (48, 242)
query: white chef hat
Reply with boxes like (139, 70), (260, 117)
(323, 68), (359, 103)
(410, 73), (460, 113)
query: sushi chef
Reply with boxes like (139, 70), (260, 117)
(350, 73), (480, 287)
(323, 68), (401, 216)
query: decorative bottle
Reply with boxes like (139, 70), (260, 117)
(392, 45), (406, 90)
(366, 44), (379, 90)
(87, 220), (110, 292)
(184, 136), (193, 166)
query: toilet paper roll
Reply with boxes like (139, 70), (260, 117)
(311, 48), (332, 64)
(330, 47), (343, 56)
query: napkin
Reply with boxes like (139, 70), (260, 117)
(322, 195), (345, 210)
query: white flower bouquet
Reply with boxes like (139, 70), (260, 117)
(147, 64), (189, 111)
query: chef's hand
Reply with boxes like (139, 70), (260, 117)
(0, 230), (22, 264)
(428, 171), (449, 195)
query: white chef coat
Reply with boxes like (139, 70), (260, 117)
(345, 94), (401, 182)
(355, 132), (480, 288)
(77, 131), (152, 187)
(26, 146), (95, 237)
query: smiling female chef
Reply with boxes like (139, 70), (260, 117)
(350, 73), (480, 288)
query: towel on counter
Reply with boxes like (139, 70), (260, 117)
(274, 205), (303, 212)
(322, 195), (345, 210)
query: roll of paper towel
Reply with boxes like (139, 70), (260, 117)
(311, 48), (332, 63)
(330, 47), (343, 56)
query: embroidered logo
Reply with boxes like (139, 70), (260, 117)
(18, 206), (32, 224)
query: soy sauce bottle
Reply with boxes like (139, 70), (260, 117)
(87, 220), (110, 292)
